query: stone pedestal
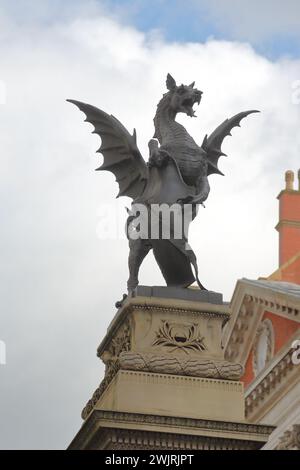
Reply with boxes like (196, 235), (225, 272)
(69, 287), (274, 450)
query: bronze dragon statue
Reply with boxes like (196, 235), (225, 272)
(68, 74), (258, 295)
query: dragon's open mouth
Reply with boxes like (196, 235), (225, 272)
(182, 94), (201, 117)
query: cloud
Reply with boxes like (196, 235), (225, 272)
(198, 0), (300, 43)
(0, 1), (300, 449)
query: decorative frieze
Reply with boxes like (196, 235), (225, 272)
(97, 428), (259, 450)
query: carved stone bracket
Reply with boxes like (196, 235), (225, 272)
(81, 318), (131, 420)
(81, 360), (120, 420)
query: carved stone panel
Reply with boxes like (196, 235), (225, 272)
(129, 302), (226, 359)
(152, 320), (206, 353)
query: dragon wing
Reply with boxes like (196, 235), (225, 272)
(67, 99), (148, 199)
(201, 110), (259, 176)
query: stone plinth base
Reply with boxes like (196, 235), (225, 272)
(69, 288), (275, 450)
(95, 370), (245, 422)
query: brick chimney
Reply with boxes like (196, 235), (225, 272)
(276, 170), (300, 267)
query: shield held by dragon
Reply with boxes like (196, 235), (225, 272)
(67, 74), (258, 296)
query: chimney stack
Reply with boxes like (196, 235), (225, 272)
(276, 170), (300, 267)
(285, 170), (294, 190)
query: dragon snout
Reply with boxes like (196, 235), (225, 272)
(194, 90), (203, 104)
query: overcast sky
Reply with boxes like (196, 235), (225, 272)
(0, 0), (300, 449)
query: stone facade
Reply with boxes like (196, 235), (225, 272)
(223, 278), (300, 450)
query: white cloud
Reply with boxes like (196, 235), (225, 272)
(0, 3), (300, 449)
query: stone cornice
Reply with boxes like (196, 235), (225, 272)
(68, 409), (274, 450)
(91, 409), (275, 435)
(277, 189), (300, 199)
(275, 219), (300, 231)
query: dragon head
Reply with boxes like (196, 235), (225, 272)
(165, 73), (202, 117)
